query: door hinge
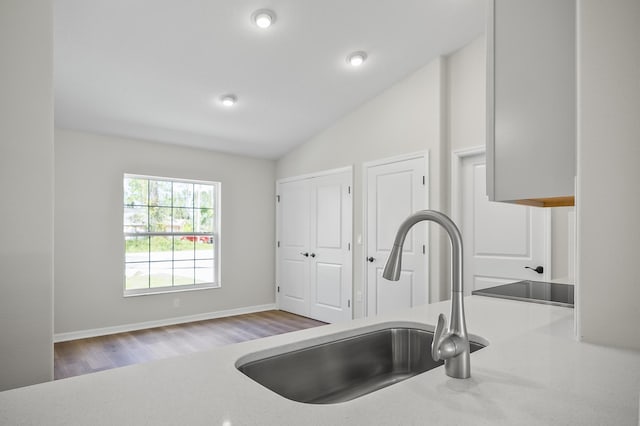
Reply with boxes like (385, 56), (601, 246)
(347, 299), (351, 308)
(277, 286), (280, 293)
(348, 242), (351, 251)
(277, 241), (280, 248)
(276, 195), (280, 203)
(423, 244), (426, 254)
(422, 176), (425, 186)
(348, 186), (351, 195)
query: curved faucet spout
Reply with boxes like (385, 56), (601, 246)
(382, 210), (471, 379)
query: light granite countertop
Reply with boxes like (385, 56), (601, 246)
(1, 296), (639, 425)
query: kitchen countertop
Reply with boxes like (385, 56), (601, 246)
(1, 296), (639, 425)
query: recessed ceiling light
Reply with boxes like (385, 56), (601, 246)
(252, 9), (276, 29)
(220, 94), (237, 107)
(347, 51), (367, 67)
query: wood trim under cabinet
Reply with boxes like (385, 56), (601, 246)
(512, 196), (575, 208)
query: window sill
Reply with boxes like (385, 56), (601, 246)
(124, 283), (221, 297)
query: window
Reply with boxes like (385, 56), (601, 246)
(123, 175), (220, 296)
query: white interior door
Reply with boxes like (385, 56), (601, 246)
(308, 171), (352, 323)
(457, 151), (550, 295)
(365, 155), (428, 316)
(277, 168), (353, 323)
(277, 179), (310, 316)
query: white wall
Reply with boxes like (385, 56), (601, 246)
(277, 58), (447, 316)
(551, 207), (574, 280)
(0, 0), (54, 390)
(54, 129), (276, 335)
(577, 0), (640, 350)
(447, 36), (574, 282)
(447, 37), (486, 154)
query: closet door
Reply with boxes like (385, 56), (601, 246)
(276, 168), (353, 323)
(308, 171), (352, 323)
(277, 179), (310, 317)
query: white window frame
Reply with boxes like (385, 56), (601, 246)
(123, 174), (221, 297)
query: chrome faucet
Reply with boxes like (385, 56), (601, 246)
(382, 210), (471, 379)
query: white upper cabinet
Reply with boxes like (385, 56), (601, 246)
(487, 0), (576, 207)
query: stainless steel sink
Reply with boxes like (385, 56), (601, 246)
(236, 325), (486, 404)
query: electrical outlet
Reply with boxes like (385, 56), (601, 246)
(355, 290), (363, 302)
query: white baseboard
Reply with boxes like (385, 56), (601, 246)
(54, 303), (277, 343)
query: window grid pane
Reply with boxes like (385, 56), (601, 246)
(125, 262), (150, 290)
(124, 176), (218, 294)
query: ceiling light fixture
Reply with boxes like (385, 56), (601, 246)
(220, 94), (237, 107)
(252, 9), (276, 29)
(347, 51), (367, 67)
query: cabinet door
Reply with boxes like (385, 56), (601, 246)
(277, 179), (310, 317)
(487, 0), (575, 205)
(308, 172), (352, 323)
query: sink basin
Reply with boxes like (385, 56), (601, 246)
(236, 324), (486, 404)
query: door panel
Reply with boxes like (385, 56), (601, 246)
(376, 171), (415, 252)
(281, 260), (306, 300)
(309, 171), (352, 323)
(366, 156), (427, 316)
(460, 153), (548, 296)
(314, 263), (342, 308)
(376, 269), (413, 315)
(474, 164), (530, 256)
(315, 184), (342, 249)
(277, 179), (310, 316)
(281, 182), (308, 248)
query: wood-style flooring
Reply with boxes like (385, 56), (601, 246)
(54, 310), (326, 380)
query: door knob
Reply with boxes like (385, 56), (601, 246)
(310, 253), (316, 258)
(525, 265), (544, 274)
(300, 252), (309, 257)
(367, 257), (375, 263)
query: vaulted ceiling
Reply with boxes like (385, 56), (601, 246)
(54, 0), (485, 158)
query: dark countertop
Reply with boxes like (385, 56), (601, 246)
(471, 280), (574, 308)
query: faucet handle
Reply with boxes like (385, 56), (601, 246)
(431, 313), (447, 361)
